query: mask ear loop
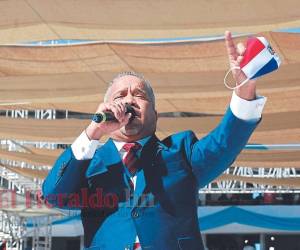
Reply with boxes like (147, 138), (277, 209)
(224, 66), (250, 90)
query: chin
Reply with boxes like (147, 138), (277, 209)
(120, 124), (142, 136)
(121, 128), (140, 136)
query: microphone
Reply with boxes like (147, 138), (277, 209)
(92, 103), (136, 123)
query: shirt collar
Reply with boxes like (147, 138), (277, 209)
(113, 136), (152, 152)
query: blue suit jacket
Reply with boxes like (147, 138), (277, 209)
(42, 108), (259, 250)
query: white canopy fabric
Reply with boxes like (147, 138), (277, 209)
(0, 0), (300, 44)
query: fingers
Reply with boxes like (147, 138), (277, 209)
(236, 56), (243, 65)
(225, 31), (246, 69)
(237, 42), (246, 56)
(236, 42), (246, 65)
(98, 102), (127, 123)
(224, 32), (248, 85)
(110, 103), (126, 122)
(225, 30), (237, 61)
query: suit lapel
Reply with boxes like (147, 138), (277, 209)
(85, 134), (169, 209)
(131, 135), (168, 209)
(85, 138), (122, 178)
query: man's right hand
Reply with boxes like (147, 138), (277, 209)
(85, 102), (132, 140)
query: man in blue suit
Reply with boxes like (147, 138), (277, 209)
(42, 31), (266, 250)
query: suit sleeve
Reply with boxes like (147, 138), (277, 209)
(185, 107), (260, 188)
(42, 147), (91, 209)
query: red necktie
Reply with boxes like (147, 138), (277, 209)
(133, 242), (142, 250)
(122, 142), (142, 176)
(122, 143), (142, 250)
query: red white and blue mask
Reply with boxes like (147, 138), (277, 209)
(224, 36), (281, 89)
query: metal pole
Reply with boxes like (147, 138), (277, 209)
(202, 234), (207, 249)
(260, 233), (265, 250)
(80, 235), (84, 250)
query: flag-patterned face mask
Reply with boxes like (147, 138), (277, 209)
(224, 36), (281, 90)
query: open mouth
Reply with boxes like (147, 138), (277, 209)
(128, 115), (135, 123)
(129, 111), (141, 123)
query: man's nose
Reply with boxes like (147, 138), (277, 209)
(123, 94), (135, 105)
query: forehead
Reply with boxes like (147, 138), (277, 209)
(110, 75), (145, 93)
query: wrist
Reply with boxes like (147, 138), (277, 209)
(85, 122), (104, 140)
(234, 80), (256, 101)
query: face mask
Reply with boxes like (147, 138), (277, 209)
(224, 36), (281, 90)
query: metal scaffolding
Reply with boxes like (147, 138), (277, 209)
(31, 215), (52, 250)
(0, 187), (61, 250)
(201, 165), (300, 193)
(3, 109), (56, 120)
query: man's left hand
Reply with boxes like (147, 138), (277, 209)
(225, 30), (257, 101)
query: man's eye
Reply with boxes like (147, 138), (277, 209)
(114, 96), (123, 100)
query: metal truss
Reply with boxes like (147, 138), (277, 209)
(229, 165), (299, 178)
(0, 109), (85, 249)
(201, 165), (300, 193)
(3, 109), (56, 120)
(31, 216), (52, 250)
(0, 192), (57, 250)
(1, 158), (51, 176)
(1, 139), (60, 152)
(0, 211), (26, 250)
(0, 165), (40, 195)
(0, 167), (61, 250)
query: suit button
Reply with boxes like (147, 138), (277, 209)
(131, 211), (139, 218)
(57, 162), (67, 177)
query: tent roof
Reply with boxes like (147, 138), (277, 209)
(0, 32), (299, 114)
(1, 0), (300, 44)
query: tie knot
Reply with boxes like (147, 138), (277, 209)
(122, 142), (141, 152)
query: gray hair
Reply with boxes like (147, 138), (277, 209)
(104, 71), (155, 107)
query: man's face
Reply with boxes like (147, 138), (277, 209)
(107, 75), (157, 142)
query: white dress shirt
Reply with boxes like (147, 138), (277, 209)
(112, 136), (150, 188)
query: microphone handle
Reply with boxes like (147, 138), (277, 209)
(99, 104), (136, 122)
(102, 112), (118, 122)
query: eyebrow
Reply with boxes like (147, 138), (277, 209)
(133, 88), (147, 95)
(112, 87), (147, 97)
